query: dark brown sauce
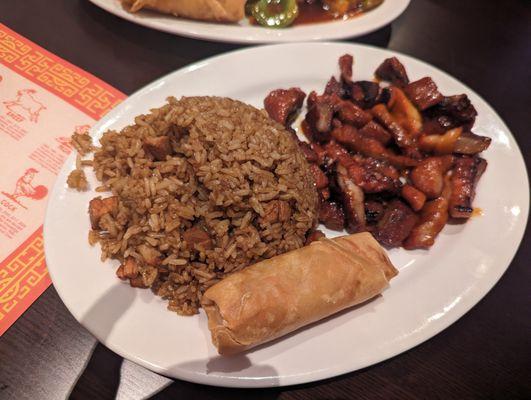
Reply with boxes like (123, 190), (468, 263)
(249, 2), (374, 27)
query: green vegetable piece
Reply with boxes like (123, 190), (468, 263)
(251, 0), (299, 28)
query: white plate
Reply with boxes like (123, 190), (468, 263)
(44, 43), (529, 387)
(87, 0), (410, 43)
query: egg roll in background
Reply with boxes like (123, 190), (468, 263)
(201, 232), (398, 355)
(121, 0), (246, 22)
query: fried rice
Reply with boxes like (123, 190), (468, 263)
(85, 96), (318, 315)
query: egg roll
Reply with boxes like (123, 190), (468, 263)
(201, 232), (398, 355)
(121, 0), (246, 22)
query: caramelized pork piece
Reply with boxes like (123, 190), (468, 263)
(365, 200), (385, 224)
(264, 87), (306, 127)
(305, 230), (326, 245)
(373, 200), (418, 247)
(336, 165), (366, 233)
(299, 142), (318, 163)
(305, 92), (338, 139)
(324, 76), (343, 97)
(375, 57), (410, 87)
(358, 120), (392, 145)
(348, 155), (400, 194)
(449, 156), (487, 218)
(183, 226), (213, 250)
(454, 132), (492, 155)
(401, 184), (427, 212)
(311, 143), (328, 165)
(419, 127), (462, 155)
(404, 77), (444, 111)
(331, 124), (418, 168)
(403, 197), (449, 249)
(88, 196), (118, 229)
(319, 200), (345, 231)
(336, 100), (372, 127)
(410, 156), (454, 199)
(349, 80), (382, 109)
(339, 54), (354, 82)
(320, 187), (331, 200)
(424, 94), (478, 131)
(324, 140), (349, 164)
(309, 164), (329, 189)
(143, 136), (172, 161)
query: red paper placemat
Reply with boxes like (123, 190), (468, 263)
(0, 23), (126, 336)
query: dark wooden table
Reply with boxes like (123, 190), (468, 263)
(1, 0), (530, 399)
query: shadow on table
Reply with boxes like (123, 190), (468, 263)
(351, 25), (392, 48)
(69, 342), (123, 400)
(68, 284), (136, 399)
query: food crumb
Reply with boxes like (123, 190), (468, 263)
(67, 169), (89, 191)
(71, 132), (93, 155)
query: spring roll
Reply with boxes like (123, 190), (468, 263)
(201, 232), (398, 355)
(121, 0), (246, 22)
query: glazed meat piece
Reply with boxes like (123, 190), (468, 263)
(337, 100), (372, 127)
(264, 87), (306, 127)
(319, 200), (346, 231)
(449, 156), (487, 218)
(348, 155), (401, 194)
(454, 132), (492, 155)
(424, 94), (478, 131)
(403, 197), (449, 249)
(336, 165), (366, 233)
(373, 200), (418, 247)
(401, 184), (427, 212)
(358, 121), (392, 145)
(339, 54), (354, 82)
(437, 95), (478, 126)
(375, 57), (410, 87)
(299, 141), (318, 163)
(324, 140), (349, 163)
(349, 80), (382, 109)
(309, 164), (329, 189)
(324, 76), (343, 97)
(331, 124), (418, 168)
(311, 143), (328, 165)
(403, 77), (444, 111)
(410, 156), (454, 199)
(365, 200), (385, 224)
(305, 92), (337, 139)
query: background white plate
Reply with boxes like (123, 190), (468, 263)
(87, 0), (410, 43)
(44, 43), (529, 388)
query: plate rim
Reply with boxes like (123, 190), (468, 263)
(44, 42), (530, 388)
(86, 0), (411, 44)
